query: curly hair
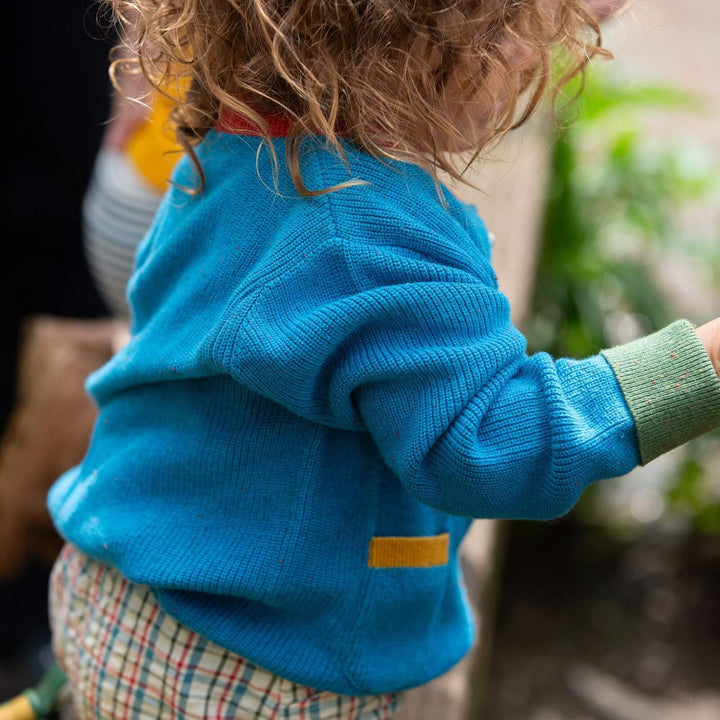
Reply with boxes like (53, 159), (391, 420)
(108, 0), (609, 196)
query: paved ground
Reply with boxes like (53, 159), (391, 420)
(484, 519), (720, 720)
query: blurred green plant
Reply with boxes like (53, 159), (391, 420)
(528, 66), (720, 532)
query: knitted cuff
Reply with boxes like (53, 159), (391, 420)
(601, 319), (720, 465)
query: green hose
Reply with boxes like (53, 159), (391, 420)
(23, 664), (67, 719)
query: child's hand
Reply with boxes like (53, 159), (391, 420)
(696, 318), (720, 378)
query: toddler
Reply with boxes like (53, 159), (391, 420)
(48, 1), (720, 718)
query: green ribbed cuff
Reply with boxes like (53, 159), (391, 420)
(601, 319), (720, 465)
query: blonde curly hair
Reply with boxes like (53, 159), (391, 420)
(108, 0), (609, 196)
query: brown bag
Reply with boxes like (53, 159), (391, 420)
(0, 316), (118, 578)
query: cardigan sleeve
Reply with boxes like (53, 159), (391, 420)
(215, 232), (720, 521)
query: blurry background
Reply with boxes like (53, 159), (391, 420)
(0, 0), (112, 698)
(483, 2), (720, 718)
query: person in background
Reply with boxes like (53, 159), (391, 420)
(1, 20), (185, 687)
(83, 70), (185, 319)
(0, 20), (187, 695)
(0, 1), (114, 696)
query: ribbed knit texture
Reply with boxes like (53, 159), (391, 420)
(601, 320), (720, 464)
(48, 130), (720, 695)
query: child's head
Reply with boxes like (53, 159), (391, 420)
(110, 1), (608, 195)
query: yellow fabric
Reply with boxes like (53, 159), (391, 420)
(126, 92), (183, 193)
(368, 534), (449, 568)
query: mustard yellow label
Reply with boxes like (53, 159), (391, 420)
(368, 533), (449, 568)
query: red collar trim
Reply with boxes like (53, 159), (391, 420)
(216, 107), (294, 137)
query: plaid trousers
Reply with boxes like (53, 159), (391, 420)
(49, 543), (404, 719)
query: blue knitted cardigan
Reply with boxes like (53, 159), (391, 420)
(49, 123), (720, 695)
